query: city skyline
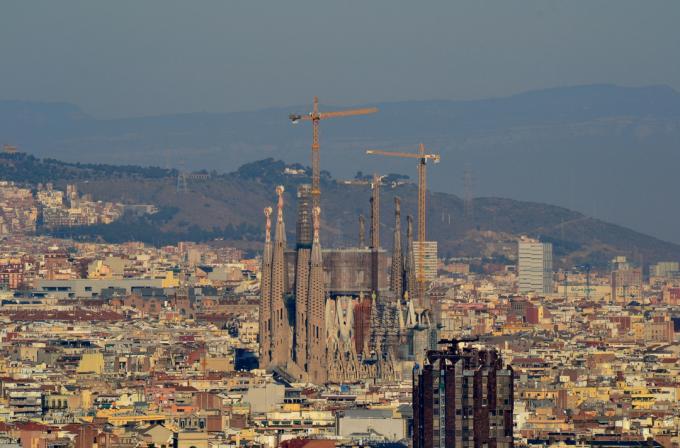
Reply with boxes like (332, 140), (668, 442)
(0, 2), (679, 447)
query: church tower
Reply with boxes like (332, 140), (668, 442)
(404, 215), (417, 302)
(391, 197), (403, 301)
(306, 206), (327, 383)
(294, 185), (312, 369)
(269, 186), (291, 367)
(259, 206), (273, 366)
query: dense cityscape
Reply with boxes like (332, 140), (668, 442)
(0, 131), (677, 448)
(3, 2), (680, 447)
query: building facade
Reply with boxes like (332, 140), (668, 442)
(518, 238), (553, 295)
(413, 241), (438, 283)
(611, 268), (642, 304)
(413, 341), (513, 448)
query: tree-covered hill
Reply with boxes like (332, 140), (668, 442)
(3, 153), (680, 267)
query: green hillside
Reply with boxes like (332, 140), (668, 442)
(1, 153), (678, 267)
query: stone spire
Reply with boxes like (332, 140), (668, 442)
(294, 188), (311, 369)
(307, 206), (327, 383)
(370, 174), (381, 294)
(259, 206), (273, 366)
(269, 185), (291, 367)
(296, 184), (312, 248)
(370, 174), (380, 249)
(359, 214), (366, 248)
(294, 247), (310, 369)
(404, 214), (417, 302)
(390, 197), (403, 301)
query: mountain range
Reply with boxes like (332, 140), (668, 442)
(2, 84), (680, 243)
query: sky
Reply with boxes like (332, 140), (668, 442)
(1, 0), (679, 118)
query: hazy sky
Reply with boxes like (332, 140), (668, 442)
(1, 1), (679, 118)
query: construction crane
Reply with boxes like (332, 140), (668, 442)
(366, 144), (440, 297)
(289, 97), (378, 208)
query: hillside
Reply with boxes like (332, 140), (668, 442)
(2, 153), (680, 267)
(2, 84), (680, 243)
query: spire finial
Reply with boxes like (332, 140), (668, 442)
(264, 207), (273, 243)
(312, 206), (321, 242)
(276, 185), (285, 223)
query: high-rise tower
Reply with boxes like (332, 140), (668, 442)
(518, 237), (553, 295)
(413, 340), (514, 448)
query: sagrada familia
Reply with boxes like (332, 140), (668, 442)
(258, 181), (435, 384)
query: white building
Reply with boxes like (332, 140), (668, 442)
(518, 237), (553, 295)
(650, 261), (679, 278)
(413, 241), (438, 282)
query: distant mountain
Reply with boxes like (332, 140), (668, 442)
(2, 84), (680, 242)
(2, 153), (680, 268)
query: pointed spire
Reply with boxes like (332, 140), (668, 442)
(293, 190), (312, 369)
(259, 206), (274, 366)
(307, 205), (327, 383)
(274, 185), (287, 280)
(404, 214), (417, 303)
(264, 207), (272, 243)
(391, 197), (403, 300)
(296, 184), (312, 247)
(359, 214), (366, 248)
(270, 185), (290, 366)
(370, 175), (381, 295)
(312, 206), (321, 244)
(370, 174), (381, 249)
(276, 185), (285, 224)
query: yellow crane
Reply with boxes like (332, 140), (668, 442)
(366, 144), (440, 296)
(290, 97), (378, 207)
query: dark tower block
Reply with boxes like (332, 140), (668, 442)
(413, 340), (514, 448)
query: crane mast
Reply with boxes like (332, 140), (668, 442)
(290, 97), (378, 208)
(417, 143), (427, 244)
(366, 144), (440, 302)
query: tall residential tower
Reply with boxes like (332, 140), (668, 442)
(518, 237), (553, 295)
(413, 340), (514, 448)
